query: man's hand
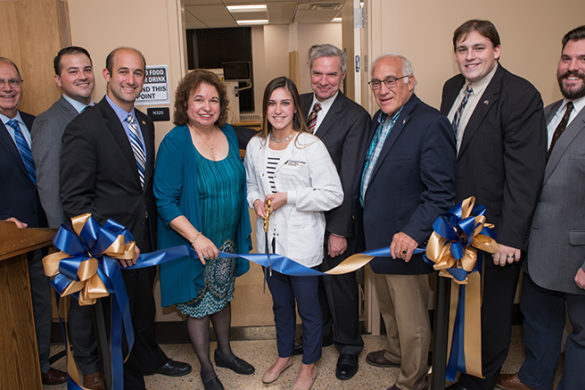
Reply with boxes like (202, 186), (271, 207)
(390, 232), (418, 262)
(492, 243), (521, 266)
(119, 246), (140, 268)
(575, 268), (585, 290)
(328, 234), (347, 258)
(5, 217), (27, 229)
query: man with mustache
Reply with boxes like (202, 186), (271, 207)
(60, 47), (191, 390)
(31, 46), (104, 390)
(441, 20), (547, 390)
(497, 25), (585, 390)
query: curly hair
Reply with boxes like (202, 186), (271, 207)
(173, 69), (229, 127)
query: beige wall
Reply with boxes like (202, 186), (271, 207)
(68, 0), (185, 150)
(365, 0), (585, 113)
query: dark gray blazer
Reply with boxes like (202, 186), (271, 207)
(526, 101), (585, 295)
(31, 96), (81, 228)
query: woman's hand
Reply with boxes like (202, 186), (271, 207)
(191, 234), (219, 265)
(265, 192), (287, 212)
(253, 199), (267, 218)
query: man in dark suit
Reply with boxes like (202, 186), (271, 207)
(440, 20), (547, 390)
(0, 57), (67, 386)
(31, 46), (104, 390)
(299, 43), (369, 380)
(497, 25), (585, 390)
(60, 47), (190, 390)
(358, 53), (456, 390)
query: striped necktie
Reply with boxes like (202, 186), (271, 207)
(307, 102), (322, 133)
(125, 114), (146, 189)
(451, 84), (473, 136)
(7, 119), (36, 184)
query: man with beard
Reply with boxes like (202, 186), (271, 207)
(497, 25), (585, 390)
(441, 20), (547, 390)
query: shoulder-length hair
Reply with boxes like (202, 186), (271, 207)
(260, 76), (308, 140)
(173, 69), (229, 127)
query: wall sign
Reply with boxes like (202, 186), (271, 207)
(136, 65), (170, 105)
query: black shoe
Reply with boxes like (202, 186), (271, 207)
(149, 359), (192, 377)
(214, 350), (255, 375)
(335, 354), (358, 380)
(201, 374), (224, 390)
(445, 383), (467, 390)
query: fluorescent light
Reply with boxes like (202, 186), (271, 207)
(332, 17), (342, 22)
(227, 5), (267, 13)
(236, 19), (268, 25)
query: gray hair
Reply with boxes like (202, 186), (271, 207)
(0, 57), (22, 80)
(372, 52), (414, 85)
(308, 44), (347, 74)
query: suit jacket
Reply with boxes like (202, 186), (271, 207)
(441, 65), (547, 250)
(60, 97), (156, 251)
(0, 111), (46, 227)
(357, 94), (456, 274)
(31, 96), (80, 228)
(526, 101), (585, 295)
(301, 92), (370, 239)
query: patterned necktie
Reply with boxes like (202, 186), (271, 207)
(451, 84), (473, 136)
(307, 102), (322, 133)
(7, 119), (36, 184)
(547, 101), (574, 159)
(125, 114), (146, 189)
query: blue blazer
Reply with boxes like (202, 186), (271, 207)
(356, 94), (456, 274)
(0, 112), (46, 227)
(154, 124), (252, 307)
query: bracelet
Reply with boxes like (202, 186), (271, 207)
(190, 232), (202, 246)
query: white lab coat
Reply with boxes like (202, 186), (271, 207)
(244, 132), (343, 267)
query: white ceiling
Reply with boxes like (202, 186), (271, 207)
(182, 0), (344, 29)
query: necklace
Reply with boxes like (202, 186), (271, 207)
(270, 132), (294, 144)
(189, 123), (216, 150)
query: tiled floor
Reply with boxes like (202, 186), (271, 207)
(47, 325), (551, 390)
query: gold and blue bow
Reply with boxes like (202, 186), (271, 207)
(424, 197), (499, 381)
(43, 214), (191, 390)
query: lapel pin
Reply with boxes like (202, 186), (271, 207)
(141, 120), (146, 125)
(402, 119), (406, 124)
(483, 99), (489, 105)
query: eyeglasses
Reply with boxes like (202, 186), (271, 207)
(368, 75), (410, 90)
(0, 78), (23, 88)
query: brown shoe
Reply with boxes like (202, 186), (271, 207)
(84, 371), (105, 390)
(366, 350), (400, 368)
(497, 373), (534, 390)
(41, 367), (67, 385)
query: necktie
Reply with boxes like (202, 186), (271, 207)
(307, 103), (322, 133)
(547, 101), (574, 159)
(125, 114), (146, 189)
(7, 119), (36, 184)
(452, 84), (473, 136)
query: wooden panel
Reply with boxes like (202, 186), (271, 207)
(0, 255), (42, 390)
(0, 0), (68, 115)
(288, 50), (299, 86)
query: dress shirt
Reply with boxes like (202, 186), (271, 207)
(448, 64), (498, 151)
(0, 111), (31, 146)
(547, 95), (585, 148)
(62, 94), (94, 113)
(105, 94), (146, 155)
(308, 91), (338, 133)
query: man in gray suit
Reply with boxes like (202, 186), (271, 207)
(31, 46), (104, 390)
(497, 25), (585, 390)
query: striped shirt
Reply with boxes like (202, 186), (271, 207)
(266, 147), (286, 193)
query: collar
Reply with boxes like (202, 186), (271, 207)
(63, 94), (94, 114)
(0, 111), (24, 127)
(466, 63), (499, 96)
(311, 91), (338, 111)
(561, 94), (585, 116)
(105, 94), (136, 123)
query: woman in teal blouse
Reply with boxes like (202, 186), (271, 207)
(154, 70), (253, 390)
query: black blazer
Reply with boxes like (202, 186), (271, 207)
(441, 65), (547, 250)
(356, 94), (456, 274)
(60, 98), (157, 251)
(300, 92), (370, 239)
(0, 112), (46, 227)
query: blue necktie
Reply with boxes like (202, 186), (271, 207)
(452, 84), (473, 135)
(125, 114), (146, 189)
(7, 119), (36, 184)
